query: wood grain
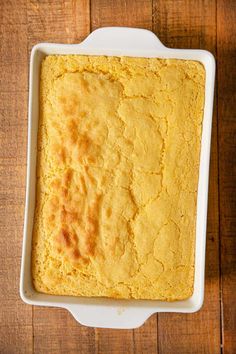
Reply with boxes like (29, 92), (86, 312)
(217, 1), (236, 353)
(152, 1), (221, 353)
(91, 0), (152, 29)
(33, 308), (95, 354)
(27, 0), (90, 45)
(133, 314), (158, 354)
(90, 1), (158, 354)
(0, 1), (32, 353)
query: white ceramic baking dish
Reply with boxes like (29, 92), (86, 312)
(20, 27), (215, 329)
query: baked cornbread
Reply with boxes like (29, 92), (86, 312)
(32, 55), (205, 300)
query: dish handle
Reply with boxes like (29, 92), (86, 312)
(66, 304), (153, 329)
(80, 27), (166, 52)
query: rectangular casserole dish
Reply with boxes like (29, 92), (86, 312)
(20, 27), (215, 329)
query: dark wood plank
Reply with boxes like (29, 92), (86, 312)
(91, 0), (152, 29)
(0, 1), (33, 353)
(33, 308), (95, 354)
(90, 1), (157, 353)
(27, 0), (90, 45)
(152, 1), (221, 353)
(217, 1), (236, 353)
(95, 329), (134, 354)
(133, 314), (158, 354)
(26, 1), (94, 353)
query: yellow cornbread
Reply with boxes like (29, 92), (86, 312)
(32, 55), (205, 300)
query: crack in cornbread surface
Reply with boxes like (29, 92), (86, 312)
(32, 55), (205, 300)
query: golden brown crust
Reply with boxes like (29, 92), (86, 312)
(32, 55), (205, 300)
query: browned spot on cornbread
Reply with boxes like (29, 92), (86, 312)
(60, 206), (79, 224)
(56, 228), (75, 249)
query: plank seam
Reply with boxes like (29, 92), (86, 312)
(89, 0), (92, 33)
(25, 1), (34, 352)
(216, 0), (224, 352)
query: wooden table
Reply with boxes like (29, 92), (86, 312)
(1, 1), (235, 353)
